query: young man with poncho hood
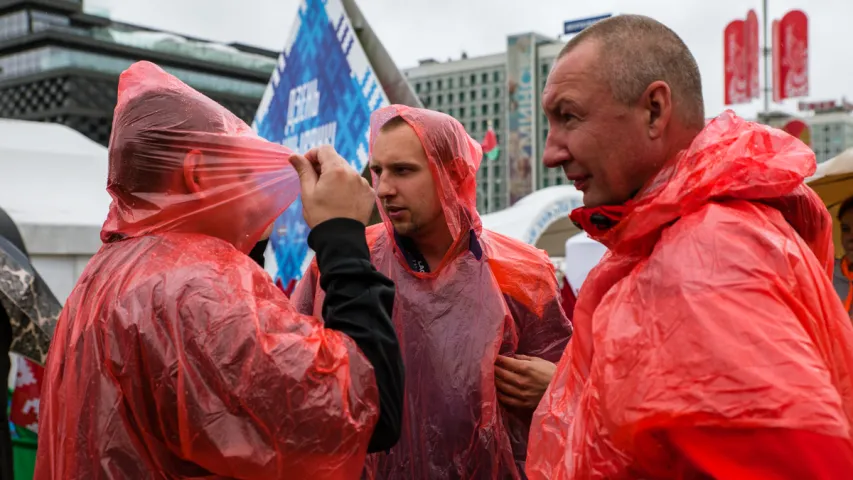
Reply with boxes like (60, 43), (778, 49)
(34, 62), (405, 479)
(526, 15), (853, 479)
(292, 105), (573, 479)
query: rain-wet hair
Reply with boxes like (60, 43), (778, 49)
(557, 14), (705, 130)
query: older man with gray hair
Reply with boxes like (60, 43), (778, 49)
(527, 14), (853, 479)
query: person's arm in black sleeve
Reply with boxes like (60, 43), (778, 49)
(307, 217), (404, 453)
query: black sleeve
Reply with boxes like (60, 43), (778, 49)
(307, 218), (404, 453)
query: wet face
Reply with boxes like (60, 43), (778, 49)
(541, 40), (662, 207)
(841, 208), (853, 262)
(370, 123), (445, 237)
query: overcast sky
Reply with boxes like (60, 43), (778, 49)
(84, 0), (851, 119)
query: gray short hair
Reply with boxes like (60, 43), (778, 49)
(558, 15), (705, 129)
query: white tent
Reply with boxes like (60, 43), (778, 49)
(0, 119), (111, 302)
(481, 185), (584, 257)
(807, 147), (853, 258)
(563, 232), (607, 296)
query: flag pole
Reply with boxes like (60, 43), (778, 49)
(763, 0), (770, 113)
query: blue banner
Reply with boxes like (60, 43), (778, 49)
(253, 0), (388, 287)
(563, 14), (612, 35)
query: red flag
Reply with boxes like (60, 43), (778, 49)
(481, 128), (497, 153)
(745, 10), (760, 99)
(775, 10), (809, 101)
(782, 119), (811, 147)
(10, 356), (43, 434)
(724, 19), (749, 105)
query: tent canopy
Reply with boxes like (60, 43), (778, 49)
(807, 147), (853, 258)
(563, 232), (607, 295)
(481, 185), (584, 257)
(0, 119), (110, 255)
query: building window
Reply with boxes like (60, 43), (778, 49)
(482, 88), (488, 98)
(448, 92), (454, 103)
(470, 121), (477, 132)
(542, 63), (550, 76)
(0, 11), (30, 42)
(494, 118), (501, 129)
(426, 80), (432, 92)
(493, 102), (500, 113)
(459, 106), (466, 118)
(470, 74), (476, 85)
(30, 10), (69, 33)
(493, 71), (501, 83)
(481, 119), (488, 131)
(481, 104), (488, 115)
(482, 72), (488, 84)
(448, 78), (454, 89)
(437, 94), (443, 105)
(494, 87), (501, 98)
(437, 79), (443, 90)
(448, 107), (454, 117)
(471, 90), (476, 100)
(460, 91), (466, 102)
(415, 83), (421, 93)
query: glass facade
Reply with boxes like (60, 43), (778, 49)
(410, 66), (508, 213)
(0, 8), (276, 75)
(0, 47), (267, 97)
(0, 11), (29, 42)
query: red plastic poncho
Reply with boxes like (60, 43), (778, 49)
(292, 105), (572, 479)
(527, 112), (853, 479)
(35, 62), (380, 479)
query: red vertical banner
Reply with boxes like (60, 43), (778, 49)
(744, 10), (760, 99)
(772, 19), (781, 102)
(776, 10), (809, 101)
(724, 19), (749, 105)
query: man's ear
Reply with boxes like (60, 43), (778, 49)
(182, 149), (205, 194)
(642, 80), (673, 141)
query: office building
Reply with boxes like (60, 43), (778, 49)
(807, 112), (853, 164)
(0, 0), (277, 146)
(403, 33), (566, 214)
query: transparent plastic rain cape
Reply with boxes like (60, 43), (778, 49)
(293, 105), (572, 479)
(35, 62), (380, 480)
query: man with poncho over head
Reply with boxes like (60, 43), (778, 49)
(34, 61), (405, 479)
(527, 15), (853, 479)
(292, 105), (573, 479)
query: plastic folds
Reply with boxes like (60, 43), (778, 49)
(527, 111), (853, 479)
(101, 61), (300, 253)
(292, 105), (572, 479)
(35, 62), (380, 479)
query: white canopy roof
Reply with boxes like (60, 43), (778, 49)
(563, 232), (607, 295)
(0, 119), (111, 255)
(481, 185), (584, 256)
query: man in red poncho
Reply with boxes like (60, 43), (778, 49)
(34, 62), (404, 479)
(292, 106), (572, 479)
(526, 15), (853, 479)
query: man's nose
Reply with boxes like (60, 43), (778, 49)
(542, 131), (571, 169)
(375, 174), (395, 198)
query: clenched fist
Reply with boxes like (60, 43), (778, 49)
(289, 145), (376, 228)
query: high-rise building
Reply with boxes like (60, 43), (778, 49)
(403, 33), (566, 214)
(759, 100), (853, 164)
(808, 112), (853, 164)
(0, 0), (277, 146)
